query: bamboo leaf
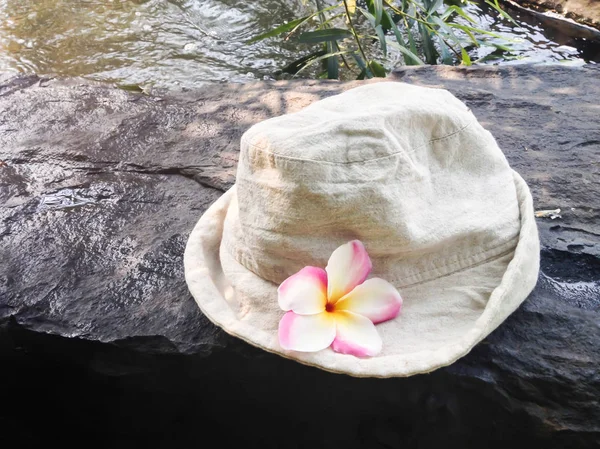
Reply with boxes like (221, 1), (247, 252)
(359, 7), (377, 27)
(278, 49), (327, 74)
(369, 60), (387, 77)
(352, 53), (373, 78)
(384, 10), (422, 65)
(326, 41), (339, 79)
(448, 22), (479, 46)
(117, 84), (146, 94)
(490, 42), (513, 52)
(248, 4), (344, 44)
(374, 24), (387, 56)
(461, 47), (472, 65)
(447, 22), (506, 40)
(441, 5), (476, 23)
(419, 23), (438, 64)
(404, 19), (419, 57)
(373, 0), (383, 25)
(473, 52), (503, 63)
(247, 16), (309, 44)
(298, 28), (353, 43)
(485, 0), (518, 25)
(366, 0), (393, 30)
(427, 0), (444, 16)
(317, 13), (346, 29)
(293, 50), (354, 76)
(436, 36), (454, 64)
(388, 40), (424, 65)
(432, 16), (464, 47)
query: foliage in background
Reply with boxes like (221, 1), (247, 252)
(248, 0), (516, 79)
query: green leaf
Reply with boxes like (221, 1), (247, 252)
(293, 50), (354, 76)
(366, 0), (393, 30)
(116, 84), (146, 94)
(404, 20), (419, 57)
(373, 0), (383, 25)
(368, 60), (387, 77)
(247, 16), (309, 44)
(352, 53), (373, 78)
(432, 16), (464, 48)
(384, 10), (422, 65)
(427, 0), (444, 16)
(326, 41), (339, 79)
(490, 42), (513, 52)
(278, 49), (327, 74)
(473, 52), (503, 63)
(359, 7), (377, 27)
(374, 24), (387, 56)
(298, 28), (353, 43)
(448, 22), (479, 46)
(461, 47), (472, 65)
(407, 3), (417, 27)
(317, 13), (346, 29)
(388, 40), (424, 65)
(419, 23), (438, 64)
(247, 3), (343, 44)
(448, 22), (507, 40)
(485, 0), (518, 25)
(436, 36), (454, 64)
(440, 5), (476, 23)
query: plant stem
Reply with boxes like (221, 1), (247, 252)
(439, 35), (462, 59)
(342, 0), (371, 74)
(334, 40), (352, 70)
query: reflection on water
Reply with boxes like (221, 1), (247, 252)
(0, 0), (597, 88)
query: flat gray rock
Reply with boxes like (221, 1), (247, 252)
(1, 65), (598, 448)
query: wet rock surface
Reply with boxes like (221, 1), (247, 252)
(511, 0), (600, 31)
(1, 65), (599, 448)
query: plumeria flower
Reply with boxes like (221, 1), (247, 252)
(278, 240), (402, 357)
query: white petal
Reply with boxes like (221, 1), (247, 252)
(277, 266), (327, 315)
(335, 278), (402, 324)
(325, 240), (372, 303)
(331, 311), (382, 357)
(278, 311), (336, 352)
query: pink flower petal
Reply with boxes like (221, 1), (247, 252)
(325, 240), (372, 303)
(331, 311), (382, 357)
(278, 311), (336, 352)
(335, 278), (402, 324)
(277, 266), (328, 315)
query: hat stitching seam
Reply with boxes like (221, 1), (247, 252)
(240, 120), (475, 166)
(389, 235), (518, 287)
(398, 242), (517, 289)
(223, 233), (517, 289)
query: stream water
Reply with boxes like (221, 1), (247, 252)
(0, 0), (598, 89)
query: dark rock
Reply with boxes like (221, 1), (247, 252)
(509, 0), (600, 32)
(1, 65), (599, 448)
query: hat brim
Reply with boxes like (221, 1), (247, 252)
(184, 171), (539, 378)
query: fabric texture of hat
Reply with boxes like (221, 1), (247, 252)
(184, 81), (540, 378)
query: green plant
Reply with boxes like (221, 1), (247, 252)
(248, 0), (515, 79)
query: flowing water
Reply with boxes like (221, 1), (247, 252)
(0, 0), (598, 89)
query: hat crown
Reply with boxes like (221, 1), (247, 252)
(223, 82), (520, 286)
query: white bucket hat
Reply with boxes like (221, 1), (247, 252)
(184, 82), (540, 378)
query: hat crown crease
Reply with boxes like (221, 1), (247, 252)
(224, 83), (521, 288)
